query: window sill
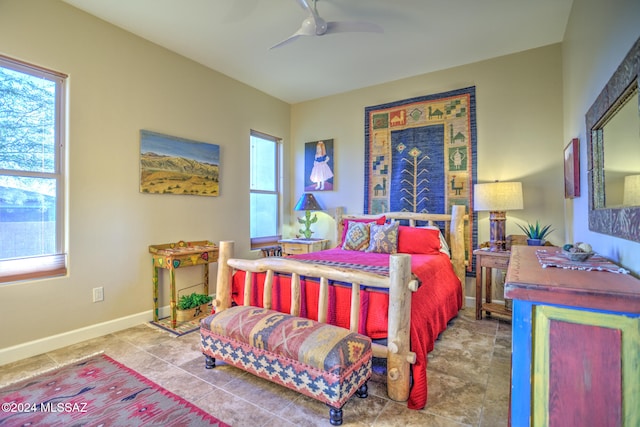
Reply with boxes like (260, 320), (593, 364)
(0, 254), (67, 284)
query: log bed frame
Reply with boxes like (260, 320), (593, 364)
(213, 205), (467, 402)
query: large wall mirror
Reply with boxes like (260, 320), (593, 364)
(586, 36), (640, 242)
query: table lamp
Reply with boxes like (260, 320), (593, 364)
(623, 175), (640, 206)
(294, 193), (324, 239)
(474, 181), (524, 251)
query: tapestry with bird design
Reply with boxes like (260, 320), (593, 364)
(364, 86), (477, 272)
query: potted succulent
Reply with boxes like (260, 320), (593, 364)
(176, 292), (213, 321)
(517, 220), (554, 246)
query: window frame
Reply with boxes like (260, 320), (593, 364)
(0, 54), (67, 283)
(249, 130), (282, 249)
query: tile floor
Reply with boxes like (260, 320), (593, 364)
(0, 307), (511, 426)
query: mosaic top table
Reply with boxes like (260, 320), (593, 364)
(149, 240), (219, 329)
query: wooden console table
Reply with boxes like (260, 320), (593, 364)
(505, 246), (640, 426)
(149, 240), (219, 329)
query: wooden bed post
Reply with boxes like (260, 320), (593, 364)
(449, 205), (467, 301)
(335, 206), (345, 247)
(386, 253), (415, 402)
(215, 240), (234, 312)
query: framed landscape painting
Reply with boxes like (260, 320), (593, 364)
(140, 130), (220, 196)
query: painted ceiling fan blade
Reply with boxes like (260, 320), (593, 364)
(325, 21), (384, 35)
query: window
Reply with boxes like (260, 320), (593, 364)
(0, 55), (67, 283)
(250, 130), (281, 248)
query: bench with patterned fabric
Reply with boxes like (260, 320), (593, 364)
(200, 305), (372, 426)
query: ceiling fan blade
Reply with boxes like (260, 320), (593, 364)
(270, 15), (321, 49)
(325, 21), (384, 35)
(270, 33), (303, 50)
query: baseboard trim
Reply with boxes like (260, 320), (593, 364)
(0, 310), (154, 366)
(1, 298), (482, 366)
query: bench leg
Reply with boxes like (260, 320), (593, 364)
(328, 381), (368, 425)
(328, 406), (343, 426)
(204, 354), (216, 369)
(355, 381), (368, 398)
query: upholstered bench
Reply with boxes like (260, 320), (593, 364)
(200, 305), (372, 425)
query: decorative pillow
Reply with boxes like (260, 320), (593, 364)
(366, 222), (399, 254)
(339, 216), (386, 246)
(398, 226), (441, 255)
(341, 221), (370, 251)
(422, 225), (451, 257)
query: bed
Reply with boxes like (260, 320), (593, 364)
(213, 205), (467, 410)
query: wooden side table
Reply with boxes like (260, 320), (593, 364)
(279, 238), (329, 256)
(474, 248), (511, 320)
(149, 240), (219, 329)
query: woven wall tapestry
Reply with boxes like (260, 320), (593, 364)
(364, 86), (477, 273)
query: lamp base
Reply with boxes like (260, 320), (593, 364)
(488, 211), (507, 252)
(297, 210), (318, 239)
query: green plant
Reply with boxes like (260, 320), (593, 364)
(177, 292), (213, 310)
(517, 220), (554, 240)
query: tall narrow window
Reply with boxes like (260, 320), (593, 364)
(250, 131), (281, 248)
(0, 55), (67, 283)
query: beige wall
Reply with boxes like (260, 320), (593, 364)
(291, 45), (565, 297)
(0, 0), (290, 357)
(562, 0), (640, 275)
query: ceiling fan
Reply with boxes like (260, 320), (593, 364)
(270, 0), (383, 49)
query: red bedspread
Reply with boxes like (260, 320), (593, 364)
(230, 248), (462, 409)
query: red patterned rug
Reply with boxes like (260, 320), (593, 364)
(0, 354), (229, 426)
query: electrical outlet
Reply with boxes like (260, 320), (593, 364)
(93, 286), (104, 302)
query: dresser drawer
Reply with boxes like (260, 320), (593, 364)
(279, 239), (328, 256)
(482, 256), (510, 270)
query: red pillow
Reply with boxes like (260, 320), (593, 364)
(339, 216), (386, 246)
(398, 226), (441, 255)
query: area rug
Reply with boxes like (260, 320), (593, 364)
(149, 316), (204, 337)
(0, 354), (229, 426)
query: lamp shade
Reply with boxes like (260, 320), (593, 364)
(294, 193), (323, 211)
(623, 175), (640, 206)
(474, 182), (524, 211)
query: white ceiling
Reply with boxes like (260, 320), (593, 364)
(62, 0), (573, 104)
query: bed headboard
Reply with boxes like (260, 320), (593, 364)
(335, 205), (468, 298)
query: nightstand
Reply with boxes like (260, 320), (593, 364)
(474, 248), (511, 320)
(279, 238), (329, 256)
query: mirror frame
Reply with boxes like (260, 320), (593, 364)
(586, 36), (640, 242)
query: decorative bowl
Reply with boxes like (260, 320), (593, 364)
(562, 250), (594, 262)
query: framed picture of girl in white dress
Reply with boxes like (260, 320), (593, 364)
(304, 139), (334, 191)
